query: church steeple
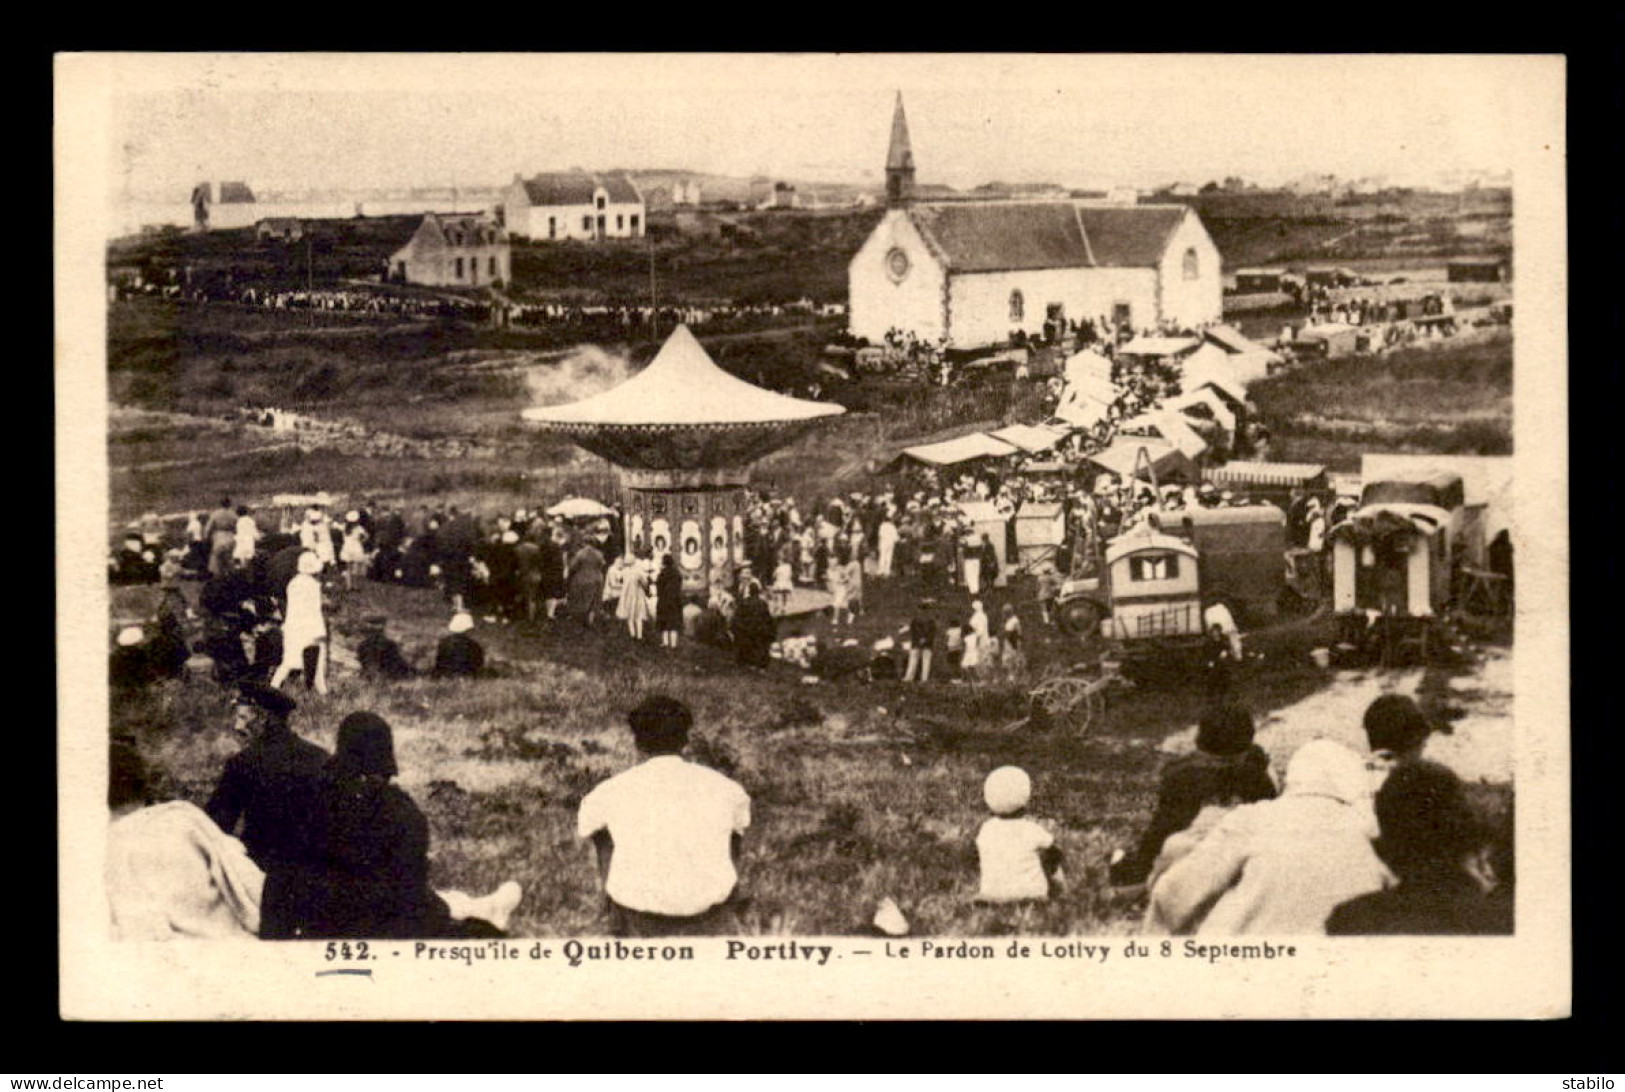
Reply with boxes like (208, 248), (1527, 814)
(885, 92), (915, 208)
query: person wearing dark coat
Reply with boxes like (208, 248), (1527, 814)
(1109, 704), (1278, 887)
(1327, 759), (1512, 935)
(731, 583), (777, 669)
(537, 533), (568, 619)
(148, 588), (192, 679)
(432, 612), (486, 678)
(357, 616), (416, 680)
(655, 554), (685, 649)
(370, 508), (407, 583)
(204, 682), (329, 873)
(260, 712), (511, 940)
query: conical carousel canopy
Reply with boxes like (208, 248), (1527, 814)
(522, 324), (845, 478)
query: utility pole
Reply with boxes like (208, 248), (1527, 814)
(306, 234), (314, 328)
(648, 232), (658, 336)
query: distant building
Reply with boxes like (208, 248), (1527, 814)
(849, 94), (1224, 348)
(387, 212), (510, 287)
(1447, 258), (1509, 284)
(673, 179), (703, 206)
(191, 181), (257, 231)
(500, 172), (644, 241)
(759, 182), (798, 210)
(256, 217), (304, 243)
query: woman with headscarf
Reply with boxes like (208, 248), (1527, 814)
(260, 713), (521, 940)
(617, 547), (655, 641)
(1145, 739), (1390, 936)
(566, 538), (607, 626)
(269, 550), (328, 695)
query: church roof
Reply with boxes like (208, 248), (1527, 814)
(522, 324), (844, 430)
(1073, 205), (1188, 267)
(907, 202), (1094, 272)
(903, 201), (1192, 273)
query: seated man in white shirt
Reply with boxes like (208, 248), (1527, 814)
(577, 695), (751, 937)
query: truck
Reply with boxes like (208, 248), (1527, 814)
(1056, 504), (1291, 661)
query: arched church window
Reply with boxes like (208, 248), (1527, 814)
(1009, 290), (1025, 322)
(1183, 247), (1200, 281)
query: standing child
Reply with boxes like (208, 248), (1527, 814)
(975, 766), (1063, 902)
(771, 555), (794, 616)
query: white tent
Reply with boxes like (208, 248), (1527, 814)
(1120, 335), (1201, 359)
(1181, 341), (1273, 391)
(1054, 391), (1113, 429)
(1064, 348), (1114, 387)
(1203, 323), (1283, 362)
(898, 432), (1019, 467)
(1118, 410), (1209, 461)
(987, 423), (1073, 454)
(1165, 387), (1237, 435)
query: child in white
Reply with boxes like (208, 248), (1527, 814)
(975, 766), (1061, 902)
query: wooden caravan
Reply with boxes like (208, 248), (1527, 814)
(1014, 501), (1066, 570)
(1100, 527), (1204, 644)
(1329, 471), (1466, 618)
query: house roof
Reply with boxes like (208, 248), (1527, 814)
(518, 172), (642, 208)
(217, 182), (256, 204)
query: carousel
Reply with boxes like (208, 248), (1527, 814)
(523, 325), (845, 594)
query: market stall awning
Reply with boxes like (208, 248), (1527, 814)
(1087, 438), (1196, 482)
(1203, 323), (1283, 362)
(1204, 460), (1328, 489)
(1119, 335), (1201, 358)
(987, 422), (1073, 454)
(898, 432), (1020, 467)
(1118, 410), (1209, 461)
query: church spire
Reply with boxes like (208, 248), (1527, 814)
(885, 92), (915, 207)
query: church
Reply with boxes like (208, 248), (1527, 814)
(848, 95), (1224, 349)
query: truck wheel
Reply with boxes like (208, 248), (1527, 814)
(1059, 599), (1105, 645)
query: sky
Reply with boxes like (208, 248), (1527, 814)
(101, 53), (1551, 201)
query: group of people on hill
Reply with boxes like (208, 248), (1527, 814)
(108, 681), (1510, 941)
(985, 693), (1511, 936)
(108, 683), (522, 941)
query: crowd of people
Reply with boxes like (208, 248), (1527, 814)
(108, 677), (1512, 940)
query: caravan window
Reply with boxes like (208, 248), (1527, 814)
(1129, 554), (1180, 581)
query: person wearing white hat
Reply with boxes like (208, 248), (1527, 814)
(299, 508), (336, 571)
(269, 551), (328, 694)
(339, 511), (370, 592)
(975, 766), (1062, 902)
(433, 612), (485, 678)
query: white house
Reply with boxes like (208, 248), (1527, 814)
(847, 95), (1224, 348)
(500, 172), (644, 241)
(190, 181), (258, 231)
(387, 212), (510, 288)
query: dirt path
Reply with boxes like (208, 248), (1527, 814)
(1158, 645), (1513, 784)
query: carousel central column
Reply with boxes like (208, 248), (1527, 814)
(622, 467), (751, 595)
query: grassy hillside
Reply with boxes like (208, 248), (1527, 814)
(1249, 332), (1513, 470)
